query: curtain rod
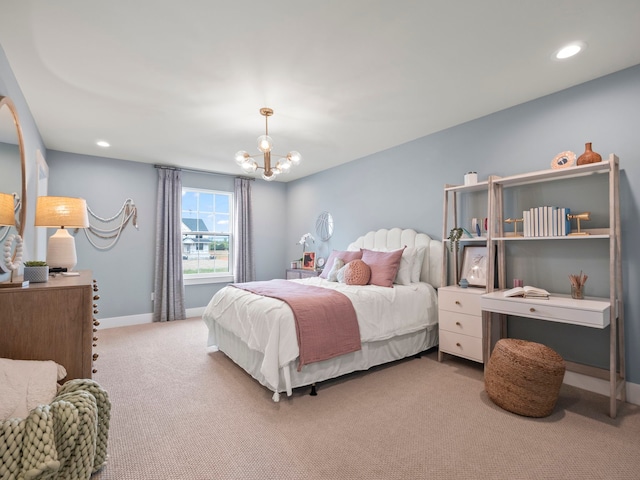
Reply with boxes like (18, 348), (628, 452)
(153, 164), (254, 180)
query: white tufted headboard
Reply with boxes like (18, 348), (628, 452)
(346, 228), (443, 289)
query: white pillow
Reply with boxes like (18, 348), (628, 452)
(412, 246), (426, 283)
(327, 258), (345, 282)
(394, 247), (416, 285)
(0, 358), (67, 420)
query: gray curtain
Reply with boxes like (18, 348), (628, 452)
(233, 177), (255, 283)
(153, 168), (186, 322)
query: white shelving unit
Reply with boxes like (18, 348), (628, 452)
(441, 179), (492, 287)
(482, 155), (625, 418)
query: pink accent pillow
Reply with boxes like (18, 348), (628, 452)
(361, 247), (406, 287)
(319, 250), (363, 279)
(343, 259), (371, 285)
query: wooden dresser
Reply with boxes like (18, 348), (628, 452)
(0, 270), (99, 380)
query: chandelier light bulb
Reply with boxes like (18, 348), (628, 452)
(235, 150), (250, 165)
(257, 135), (273, 153)
(288, 151), (302, 165)
(277, 160), (291, 173)
(242, 160), (258, 173)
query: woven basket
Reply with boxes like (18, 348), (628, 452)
(485, 338), (565, 417)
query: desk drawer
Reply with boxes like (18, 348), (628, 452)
(439, 288), (482, 316)
(439, 310), (482, 338)
(439, 330), (483, 362)
(481, 294), (610, 328)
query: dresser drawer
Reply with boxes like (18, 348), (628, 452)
(439, 330), (483, 363)
(439, 310), (482, 338)
(439, 287), (482, 315)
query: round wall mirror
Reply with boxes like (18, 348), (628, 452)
(0, 96), (27, 273)
(315, 211), (334, 242)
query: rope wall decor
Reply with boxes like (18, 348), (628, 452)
(79, 198), (139, 250)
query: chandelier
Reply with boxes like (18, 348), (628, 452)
(234, 107), (302, 181)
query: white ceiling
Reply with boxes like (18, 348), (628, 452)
(1, 1), (640, 181)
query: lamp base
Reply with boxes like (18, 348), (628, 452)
(47, 228), (78, 271)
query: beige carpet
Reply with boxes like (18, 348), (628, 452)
(92, 318), (640, 480)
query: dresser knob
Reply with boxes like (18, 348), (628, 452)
(455, 322), (461, 326)
(93, 295), (100, 301)
(529, 308), (536, 312)
(455, 301), (461, 305)
(92, 369), (98, 374)
(456, 342), (461, 347)
(93, 353), (99, 360)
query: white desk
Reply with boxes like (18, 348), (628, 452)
(480, 290), (624, 418)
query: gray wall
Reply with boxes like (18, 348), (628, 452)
(286, 64), (640, 383)
(44, 152), (288, 318)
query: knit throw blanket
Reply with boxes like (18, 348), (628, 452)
(0, 379), (111, 480)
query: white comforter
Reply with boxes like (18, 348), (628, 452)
(202, 277), (438, 392)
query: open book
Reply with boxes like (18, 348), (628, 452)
(503, 286), (550, 299)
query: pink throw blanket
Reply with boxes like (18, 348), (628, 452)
(231, 280), (361, 370)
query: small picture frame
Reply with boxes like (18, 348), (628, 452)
(302, 251), (316, 270)
(460, 245), (488, 288)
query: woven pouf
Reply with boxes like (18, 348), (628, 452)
(485, 338), (566, 417)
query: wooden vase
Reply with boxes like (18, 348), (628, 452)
(576, 142), (602, 165)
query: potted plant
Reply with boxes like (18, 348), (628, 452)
(23, 260), (49, 283)
(447, 227), (464, 252)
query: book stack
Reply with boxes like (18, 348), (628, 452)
(503, 285), (550, 299)
(522, 206), (571, 237)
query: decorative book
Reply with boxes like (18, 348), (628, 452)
(503, 286), (550, 299)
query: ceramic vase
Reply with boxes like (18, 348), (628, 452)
(576, 142), (602, 165)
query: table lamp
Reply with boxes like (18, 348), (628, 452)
(35, 196), (89, 271)
(0, 192), (14, 227)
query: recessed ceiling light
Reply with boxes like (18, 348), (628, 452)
(96, 140), (110, 147)
(554, 42), (586, 60)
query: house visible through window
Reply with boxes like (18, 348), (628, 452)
(181, 188), (232, 277)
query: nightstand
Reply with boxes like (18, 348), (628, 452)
(438, 285), (485, 363)
(286, 268), (320, 280)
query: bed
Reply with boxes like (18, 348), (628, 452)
(202, 227), (443, 401)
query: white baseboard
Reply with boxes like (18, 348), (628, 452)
(98, 306), (207, 330)
(563, 370), (639, 406)
(96, 312), (640, 407)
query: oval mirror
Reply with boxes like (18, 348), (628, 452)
(0, 96), (27, 273)
(315, 211), (334, 242)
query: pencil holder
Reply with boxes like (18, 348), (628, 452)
(571, 285), (584, 299)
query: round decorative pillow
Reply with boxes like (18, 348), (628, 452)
(343, 259), (371, 285)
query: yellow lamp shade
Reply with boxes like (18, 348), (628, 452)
(35, 196), (89, 228)
(0, 193), (15, 226)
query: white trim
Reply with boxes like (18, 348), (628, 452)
(184, 274), (233, 285)
(98, 306), (207, 330)
(563, 370), (639, 406)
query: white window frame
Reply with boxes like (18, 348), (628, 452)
(182, 187), (234, 285)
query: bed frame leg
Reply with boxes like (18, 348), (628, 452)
(310, 383), (317, 396)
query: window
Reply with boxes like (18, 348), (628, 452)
(181, 188), (233, 281)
